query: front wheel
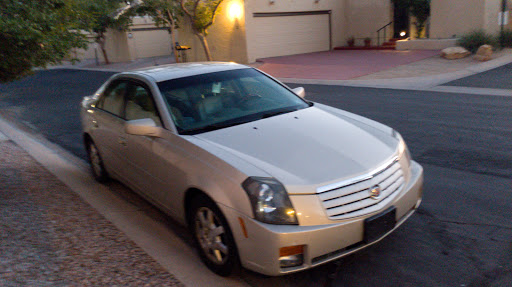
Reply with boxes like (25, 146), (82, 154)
(191, 195), (238, 276)
(87, 140), (109, 183)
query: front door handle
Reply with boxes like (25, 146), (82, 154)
(118, 137), (127, 146)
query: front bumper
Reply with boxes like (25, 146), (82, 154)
(220, 161), (423, 276)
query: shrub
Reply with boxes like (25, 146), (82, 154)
(457, 30), (497, 53)
(498, 29), (512, 48)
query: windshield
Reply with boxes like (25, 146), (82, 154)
(157, 68), (310, 135)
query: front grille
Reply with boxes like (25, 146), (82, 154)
(317, 160), (404, 220)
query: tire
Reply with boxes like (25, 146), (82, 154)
(86, 140), (109, 183)
(190, 195), (239, 276)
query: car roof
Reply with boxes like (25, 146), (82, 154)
(123, 62), (250, 83)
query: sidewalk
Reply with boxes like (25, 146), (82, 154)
(353, 48), (512, 80)
(0, 131), (183, 286)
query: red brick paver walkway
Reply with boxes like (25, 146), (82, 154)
(257, 50), (440, 80)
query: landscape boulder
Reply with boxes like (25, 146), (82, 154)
(441, 47), (471, 60)
(474, 45), (493, 61)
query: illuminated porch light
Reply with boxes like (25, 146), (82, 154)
(228, 2), (243, 21)
(400, 31), (406, 37)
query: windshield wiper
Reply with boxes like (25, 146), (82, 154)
(181, 118), (256, 135)
(261, 107), (298, 119)
(182, 107), (304, 135)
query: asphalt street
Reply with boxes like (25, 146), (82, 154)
(0, 69), (511, 286)
(285, 83), (512, 286)
(443, 62), (512, 90)
(0, 69), (115, 160)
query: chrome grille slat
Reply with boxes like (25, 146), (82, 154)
(323, 188), (371, 209)
(324, 179), (403, 217)
(318, 161), (405, 220)
(329, 184), (404, 220)
(382, 176), (404, 198)
(319, 180), (370, 202)
(372, 163), (400, 184)
(320, 164), (401, 203)
(325, 176), (403, 212)
(379, 170), (403, 191)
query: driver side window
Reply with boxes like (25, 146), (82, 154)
(124, 83), (162, 126)
(96, 80), (127, 118)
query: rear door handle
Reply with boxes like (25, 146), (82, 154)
(92, 120), (99, 128)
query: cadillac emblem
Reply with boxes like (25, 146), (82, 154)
(369, 185), (382, 199)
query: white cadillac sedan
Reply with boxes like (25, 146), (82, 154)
(80, 62), (423, 276)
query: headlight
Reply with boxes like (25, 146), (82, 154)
(392, 130), (412, 164)
(242, 177), (298, 225)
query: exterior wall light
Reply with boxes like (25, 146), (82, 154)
(228, 1), (243, 21)
(228, 1), (243, 29)
(400, 31), (406, 37)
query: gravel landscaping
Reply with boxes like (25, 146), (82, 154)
(0, 140), (183, 286)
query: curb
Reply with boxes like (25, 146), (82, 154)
(0, 130), (7, 141)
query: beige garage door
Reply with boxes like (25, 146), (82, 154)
(132, 29), (172, 59)
(250, 12), (330, 60)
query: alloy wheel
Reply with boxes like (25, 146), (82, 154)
(194, 207), (229, 265)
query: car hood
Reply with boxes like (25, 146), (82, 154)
(193, 106), (399, 194)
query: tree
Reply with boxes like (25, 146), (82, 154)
(180, 0), (223, 61)
(135, 0), (182, 62)
(0, 0), (87, 82)
(409, 0), (430, 38)
(392, 0), (430, 38)
(79, 0), (132, 64)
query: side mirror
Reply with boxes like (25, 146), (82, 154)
(125, 118), (162, 137)
(292, 87), (306, 98)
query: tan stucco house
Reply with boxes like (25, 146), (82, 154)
(76, 0), (512, 64)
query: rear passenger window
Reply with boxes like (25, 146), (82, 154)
(97, 81), (127, 117)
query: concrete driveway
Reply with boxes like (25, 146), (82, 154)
(256, 50), (440, 80)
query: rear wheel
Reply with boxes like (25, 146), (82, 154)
(87, 140), (108, 183)
(191, 195), (238, 276)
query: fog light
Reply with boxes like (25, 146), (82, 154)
(279, 254), (304, 268)
(279, 245), (305, 268)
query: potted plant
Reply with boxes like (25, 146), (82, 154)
(364, 37), (372, 47)
(346, 36), (355, 47)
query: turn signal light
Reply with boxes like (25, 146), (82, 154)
(279, 245), (304, 257)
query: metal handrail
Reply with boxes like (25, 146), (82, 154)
(377, 21), (393, 46)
